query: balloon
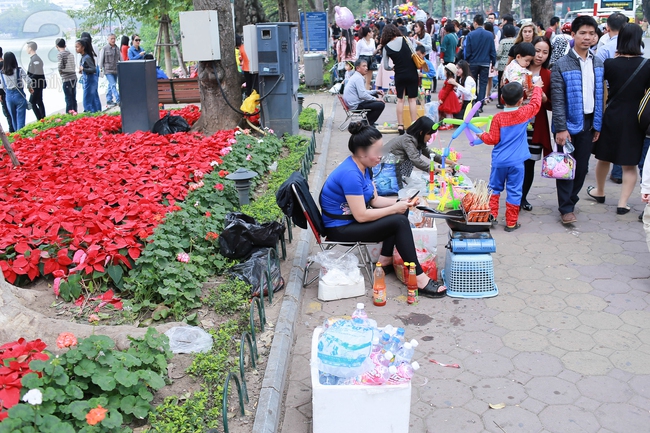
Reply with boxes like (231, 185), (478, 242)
(335, 6), (354, 30)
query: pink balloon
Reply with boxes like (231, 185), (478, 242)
(335, 6), (355, 30)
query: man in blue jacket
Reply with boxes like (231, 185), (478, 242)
(464, 14), (496, 104)
(551, 15), (603, 225)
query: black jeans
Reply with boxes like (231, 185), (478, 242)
(325, 214), (424, 275)
(469, 64), (490, 102)
(29, 87), (45, 120)
(357, 100), (385, 125)
(63, 79), (77, 114)
(556, 114), (594, 215)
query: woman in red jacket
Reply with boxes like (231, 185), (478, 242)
(120, 36), (129, 61)
(521, 36), (552, 211)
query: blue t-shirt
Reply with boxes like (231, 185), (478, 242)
(128, 46), (144, 60)
(320, 156), (375, 228)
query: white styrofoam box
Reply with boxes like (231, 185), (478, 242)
(412, 220), (437, 255)
(367, 242), (383, 262)
(311, 327), (411, 433)
(317, 273), (365, 301)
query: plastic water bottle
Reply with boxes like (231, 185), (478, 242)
(376, 350), (393, 367)
(383, 324), (395, 336)
(563, 139), (575, 154)
(351, 303), (368, 323)
(317, 318), (374, 378)
(370, 336), (381, 355)
(379, 332), (391, 351)
(388, 361), (420, 385)
(394, 328), (406, 346)
(359, 363), (393, 385)
(319, 371), (342, 385)
(394, 342), (415, 365)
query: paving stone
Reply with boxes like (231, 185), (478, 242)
(600, 253), (637, 265)
(568, 253), (603, 266)
(618, 324), (642, 336)
(539, 404), (600, 433)
(456, 331), (504, 354)
(482, 406), (544, 433)
(503, 331), (549, 352)
(609, 350), (650, 374)
(575, 324), (597, 335)
(563, 294), (608, 312)
(576, 376), (634, 403)
(408, 414), (426, 432)
(507, 266), (546, 280)
(535, 311), (581, 330)
(573, 395), (602, 412)
(526, 294), (568, 312)
(561, 307), (585, 317)
(496, 346), (520, 359)
(485, 295), (527, 312)
(423, 407), (484, 433)
(515, 279), (556, 295)
(548, 329), (595, 351)
(577, 311), (624, 330)
(526, 377), (580, 405)
(619, 310), (650, 328)
(471, 377), (528, 405)
(561, 352), (612, 375)
(462, 397), (490, 416)
(419, 379), (475, 408)
(494, 312), (538, 331)
(576, 264), (618, 280)
(594, 403), (650, 431)
(627, 394), (650, 412)
(462, 353), (515, 378)
(621, 241), (650, 254)
(556, 369), (582, 384)
(280, 407), (310, 433)
(510, 353), (562, 378)
(518, 396), (547, 415)
(603, 293), (648, 311)
(593, 330), (641, 351)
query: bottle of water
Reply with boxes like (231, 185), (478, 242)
(352, 303), (368, 321)
(319, 371), (343, 385)
(394, 342), (414, 365)
(388, 361), (420, 385)
(394, 328), (406, 347)
(379, 332), (392, 351)
(383, 324), (395, 336)
(370, 336), (381, 356)
(359, 363), (393, 385)
(317, 318), (374, 378)
(376, 350), (393, 367)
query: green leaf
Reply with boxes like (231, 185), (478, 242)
(67, 400), (90, 420)
(107, 265), (123, 284)
(132, 398), (152, 419)
(138, 370), (165, 390)
(65, 383), (84, 399)
(21, 372), (43, 388)
(101, 408), (123, 429)
(120, 395), (136, 414)
(7, 403), (35, 418)
(73, 358), (96, 377)
(92, 371), (116, 391)
(184, 312), (198, 325)
(115, 369), (139, 387)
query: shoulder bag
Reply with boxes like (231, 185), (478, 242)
(404, 36), (428, 72)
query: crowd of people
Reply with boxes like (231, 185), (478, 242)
(0, 33), (168, 132)
(329, 10), (650, 291)
(336, 11), (650, 227)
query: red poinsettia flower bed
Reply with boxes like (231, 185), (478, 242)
(0, 105), (234, 284)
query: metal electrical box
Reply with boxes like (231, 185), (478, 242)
(243, 24), (258, 73)
(179, 11), (221, 61)
(118, 60), (159, 133)
(257, 22), (299, 137)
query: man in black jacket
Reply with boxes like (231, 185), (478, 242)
(26, 41), (46, 120)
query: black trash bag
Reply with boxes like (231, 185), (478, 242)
(228, 248), (285, 297)
(152, 114), (191, 135)
(218, 212), (285, 260)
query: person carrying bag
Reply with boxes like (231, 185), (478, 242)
(0, 52), (31, 131)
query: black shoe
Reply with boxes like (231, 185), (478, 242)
(617, 206), (631, 215)
(639, 211), (644, 221)
(521, 200), (533, 211)
(504, 222), (521, 232)
(496, 104), (504, 109)
(418, 279), (447, 298)
(586, 186), (605, 203)
(610, 176), (622, 184)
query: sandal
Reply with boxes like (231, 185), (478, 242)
(586, 186), (605, 203)
(418, 279), (447, 298)
(382, 264), (394, 275)
(397, 124), (405, 135)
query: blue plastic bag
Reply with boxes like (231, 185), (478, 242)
(372, 162), (400, 196)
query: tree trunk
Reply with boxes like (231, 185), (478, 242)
(314, 0), (324, 11)
(500, 0), (513, 17)
(161, 15), (174, 79)
(234, 0), (268, 34)
(530, 0), (553, 28)
(0, 123), (20, 166)
(193, 0), (242, 135)
(643, 0), (650, 20)
(441, 0), (447, 17)
(278, 0), (299, 24)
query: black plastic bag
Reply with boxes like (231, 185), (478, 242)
(228, 248), (284, 297)
(218, 212), (285, 259)
(152, 114), (191, 135)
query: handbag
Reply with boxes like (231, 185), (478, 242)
(404, 36), (428, 72)
(541, 140), (576, 180)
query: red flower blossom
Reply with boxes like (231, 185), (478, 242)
(205, 232), (219, 241)
(56, 332), (78, 349)
(218, 170), (229, 177)
(215, 183), (224, 191)
(86, 405), (108, 425)
(205, 211), (211, 217)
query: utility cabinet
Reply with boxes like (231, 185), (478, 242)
(256, 22), (299, 137)
(179, 11), (221, 61)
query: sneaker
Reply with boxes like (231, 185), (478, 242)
(504, 222), (521, 232)
(561, 212), (577, 224)
(496, 104), (504, 109)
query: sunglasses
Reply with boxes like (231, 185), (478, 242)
(134, 39), (141, 42)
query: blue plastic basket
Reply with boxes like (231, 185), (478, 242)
(442, 251), (498, 298)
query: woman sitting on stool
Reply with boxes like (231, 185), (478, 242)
(319, 121), (447, 298)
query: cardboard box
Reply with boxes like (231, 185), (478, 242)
(311, 327), (412, 433)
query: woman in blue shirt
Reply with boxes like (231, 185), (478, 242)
(128, 35), (145, 60)
(320, 122), (447, 298)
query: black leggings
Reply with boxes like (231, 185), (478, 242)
(325, 214), (423, 275)
(522, 158), (536, 203)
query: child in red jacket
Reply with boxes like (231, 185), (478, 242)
(437, 64), (461, 129)
(479, 81), (543, 231)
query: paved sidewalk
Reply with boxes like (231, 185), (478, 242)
(280, 93), (650, 433)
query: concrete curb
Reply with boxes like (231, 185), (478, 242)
(252, 97), (337, 433)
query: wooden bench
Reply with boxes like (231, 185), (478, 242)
(157, 78), (201, 104)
